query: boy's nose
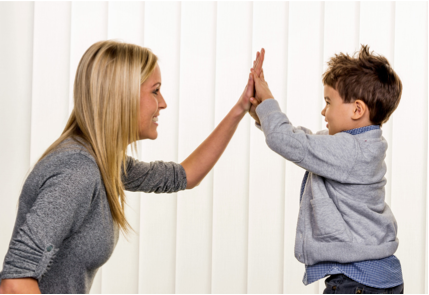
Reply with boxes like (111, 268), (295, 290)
(321, 108), (325, 116)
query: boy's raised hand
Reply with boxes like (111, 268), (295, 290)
(252, 49), (265, 81)
(251, 51), (274, 103)
(249, 49), (266, 124)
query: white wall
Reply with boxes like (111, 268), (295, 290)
(0, 1), (427, 293)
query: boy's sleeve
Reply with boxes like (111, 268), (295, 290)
(256, 99), (357, 183)
(122, 156), (187, 193)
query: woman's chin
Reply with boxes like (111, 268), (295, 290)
(147, 133), (158, 140)
(138, 133), (158, 140)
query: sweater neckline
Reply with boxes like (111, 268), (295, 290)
(341, 125), (380, 136)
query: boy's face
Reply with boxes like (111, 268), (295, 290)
(321, 85), (355, 135)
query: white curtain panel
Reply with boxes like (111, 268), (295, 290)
(0, 1), (427, 294)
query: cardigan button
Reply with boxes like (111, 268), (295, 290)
(46, 245), (53, 252)
(332, 286), (337, 290)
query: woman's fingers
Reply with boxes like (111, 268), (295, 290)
(250, 97), (259, 106)
(246, 73), (254, 95)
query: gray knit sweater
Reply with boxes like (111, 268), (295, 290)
(0, 139), (187, 293)
(255, 99), (399, 266)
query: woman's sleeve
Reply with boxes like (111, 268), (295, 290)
(0, 154), (97, 281)
(122, 156), (187, 193)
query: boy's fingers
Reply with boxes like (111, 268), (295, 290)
(256, 48), (265, 73)
(260, 69), (265, 81)
(253, 51), (260, 70)
(251, 68), (260, 79)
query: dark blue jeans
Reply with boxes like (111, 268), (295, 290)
(323, 274), (404, 294)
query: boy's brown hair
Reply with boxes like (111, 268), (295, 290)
(322, 45), (402, 126)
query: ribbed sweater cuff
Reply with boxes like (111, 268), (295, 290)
(255, 99), (283, 124)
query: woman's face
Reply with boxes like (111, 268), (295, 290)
(139, 64), (166, 140)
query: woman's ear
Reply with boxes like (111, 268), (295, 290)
(351, 100), (367, 120)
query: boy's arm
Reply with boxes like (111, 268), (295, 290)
(255, 99), (357, 183)
(247, 51), (357, 183)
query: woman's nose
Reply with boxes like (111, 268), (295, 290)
(159, 94), (167, 109)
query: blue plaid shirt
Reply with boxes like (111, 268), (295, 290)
(300, 125), (403, 288)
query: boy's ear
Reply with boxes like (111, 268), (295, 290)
(351, 100), (367, 120)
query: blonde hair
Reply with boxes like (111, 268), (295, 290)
(38, 40), (158, 233)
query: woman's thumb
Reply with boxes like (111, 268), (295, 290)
(250, 97), (259, 106)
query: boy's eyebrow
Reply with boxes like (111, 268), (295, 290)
(324, 96), (330, 101)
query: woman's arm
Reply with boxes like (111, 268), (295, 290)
(0, 278), (41, 294)
(181, 74), (256, 189)
(123, 71), (258, 191)
(181, 50), (265, 189)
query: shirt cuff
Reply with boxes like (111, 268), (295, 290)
(255, 99), (284, 125)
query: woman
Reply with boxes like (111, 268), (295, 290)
(0, 41), (264, 293)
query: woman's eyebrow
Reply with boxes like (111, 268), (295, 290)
(152, 82), (161, 87)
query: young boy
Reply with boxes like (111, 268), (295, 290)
(249, 46), (404, 294)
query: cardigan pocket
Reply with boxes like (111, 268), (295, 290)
(310, 198), (352, 242)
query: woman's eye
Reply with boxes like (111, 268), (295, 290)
(153, 89), (159, 95)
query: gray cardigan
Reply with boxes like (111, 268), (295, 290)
(255, 99), (399, 266)
(0, 139), (187, 293)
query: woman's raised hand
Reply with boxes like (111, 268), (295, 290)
(249, 48), (267, 124)
(180, 48), (269, 189)
(236, 73), (255, 113)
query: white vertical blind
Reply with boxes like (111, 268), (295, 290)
(0, 1), (34, 262)
(323, 1), (360, 66)
(391, 2), (428, 293)
(248, 2), (288, 293)
(0, 2), (427, 294)
(211, 2), (252, 293)
(138, 2), (181, 293)
(176, 2), (217, 293)
(30, 2), (71, 165)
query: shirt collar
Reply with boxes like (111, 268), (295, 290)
(342, 125), (380, 136)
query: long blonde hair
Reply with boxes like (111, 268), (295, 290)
(38, 40), (158, 233)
